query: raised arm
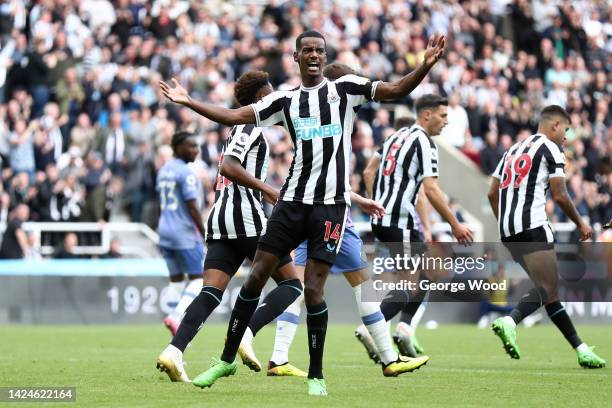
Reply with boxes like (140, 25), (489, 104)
(374, 35), (446, 101)
(160, 78), (255, 126)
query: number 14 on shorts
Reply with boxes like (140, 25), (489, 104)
(324, 220), (341, 252)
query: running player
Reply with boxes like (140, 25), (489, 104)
(487, 105), (605, 368)
(157, 131), (206, 335)
(156, 71), (300, 382)
(362, 94), (473, 357)
(237, 62), (430, 378)
(160, 30), (446, 395)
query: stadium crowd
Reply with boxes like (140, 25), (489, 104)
(0, 0), (610, 258)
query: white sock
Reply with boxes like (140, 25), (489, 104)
(163, 344), (183, 359)
(242, 327), (254, 345)
(171, 278), (202, 321)
(166, 281), (186, 311)
(410, 302), (427, 332)
(576, 343), (589, 353)
(502, 315), (516, 328)
(353, 282), (398, 365)
(270, 294), (303, 365)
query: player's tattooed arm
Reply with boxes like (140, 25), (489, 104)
(422, 176), (473, 245)
(351, 191), (384, 218)
(487, 177), (500, 220)
(186, 200), (206, 241)
(220, 156), (279, 204)
(374, 35), (446, 101)
(550, 178), (592, 241)
(363, 153), (381, 198)
(159, 78), (255, 126)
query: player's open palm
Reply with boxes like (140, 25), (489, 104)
(423, 34), (446, 67)
(452, 223), (473, 245)
(159, 78), (190, 105)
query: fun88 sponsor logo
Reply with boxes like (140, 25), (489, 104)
(293, 117), (342, 141)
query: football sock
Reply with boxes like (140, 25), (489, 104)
(545, 301), (582, 348)
(353, 282), (397, 365)
(220, 286), (261, 364)
(171, 285), (223, 352)
(247, 279), (303, 335)
(380, 290), (410, 321)
(306, 301), (328, 379)
(270, 294), (303, 365)
(166, 281), (186, 310)
(170, 278), (202, 321)
(399, 290), (426, 325)
(509, 287), (547, 324)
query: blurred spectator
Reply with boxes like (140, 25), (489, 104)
(0, 203), (30, 259)
(53, 232), (80, 259)
(101, 238), (122, 259)
(480, 131), (504, 175)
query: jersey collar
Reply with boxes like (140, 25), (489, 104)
(412, 124), (428, 135)
(300, 78), (328, 91)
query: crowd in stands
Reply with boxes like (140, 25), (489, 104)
(0, 0), (610, 258)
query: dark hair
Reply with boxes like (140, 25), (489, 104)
(540, 105), (570, 123)
(323, 62), (356, 80)
(234, 71), (270, 106)
(171, 131), (195, 152)
(394, 116), (416, 129)
(415, 94), (448, 114)
(295, 30), (326, 51)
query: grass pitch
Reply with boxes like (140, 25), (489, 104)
(3, 324), (610, 407)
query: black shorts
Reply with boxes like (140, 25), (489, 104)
(501, 225), (555, 262)
(371, 224), (425, 258)
(258, 201), (349, 266)
(205, 236), (292, 276)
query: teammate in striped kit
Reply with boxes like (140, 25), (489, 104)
(487, 105), (605, 368)
(237, 63), (429, 378)
(156, 131), (206, 336)
(362, 94), (473, 358)
(160, 30), (446, 395)
(156, 71), (300, 383)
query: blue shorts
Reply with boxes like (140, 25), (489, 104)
(160, 242), (205, 277)
(294, 225), (368, 274)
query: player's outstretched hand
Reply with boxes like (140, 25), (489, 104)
(423, 34), (446, 67)
(452, 223), (473, 245)
(358, 198), (385, 218)
(578, 224), (592, 241)
(159, 78), (190, 105)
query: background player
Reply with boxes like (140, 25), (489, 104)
(362, 94), (473, 357)
(487, 105), (605, 368)
(160, 30), (446, 396)
(157, 131), (206, 335)
(156, 71), (300, 382)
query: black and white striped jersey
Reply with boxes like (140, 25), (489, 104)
(206, 124), (270, 240)
(371, 124), (439, 229)
(492, 133), (566, 238)
(251, 75), (379, 205)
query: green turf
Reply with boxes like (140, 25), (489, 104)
(2, 324), (610, 407)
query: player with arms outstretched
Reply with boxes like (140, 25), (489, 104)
(488, 105), (605, 368)
(160, 30), (446, 395)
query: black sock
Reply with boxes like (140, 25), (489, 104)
(220, 286), (260, 363)
(510, 287), (547, 324)
(380, 290), (410, 321)
(171, 286), (223, 352)
(248, 279), (303, 335)
(306, 301), (328, 379)
(399, 290), (426, 324)
(545, 301), (582, 348)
